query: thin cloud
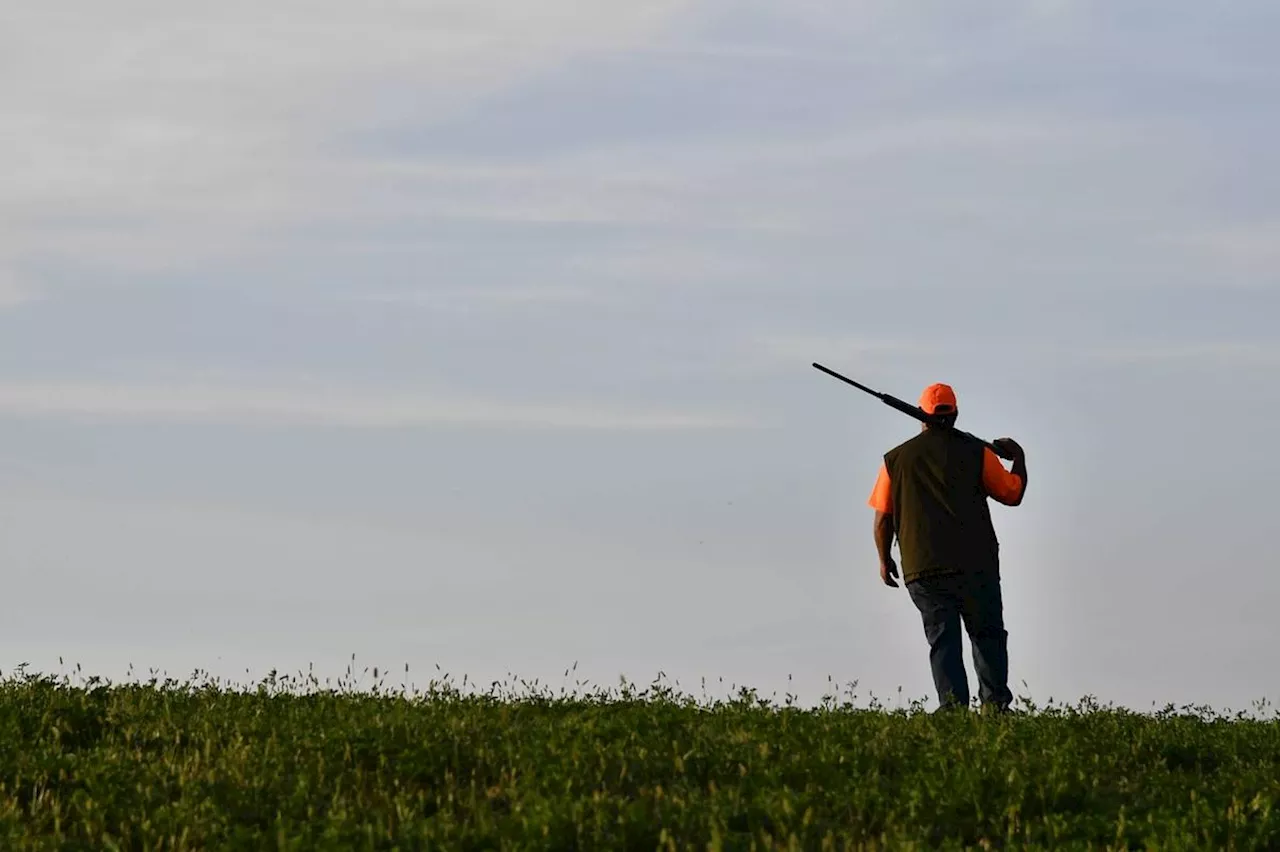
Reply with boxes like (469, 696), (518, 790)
(0, 0), (699, 288)
(0, 378), (761, 431)
(0, 263), (39, 310)
(0, 1), (1196, 298)
(1173, 221), (1280, 280)
(1076, 342), (1280, 368)
(560, 110), (1137, 183)
(759, 334), (955, 367)
(563, 248), (755, 282)
(344, 286), (604, 310)
(758, 333), (1280, 372)
(328, 155), (808, 233)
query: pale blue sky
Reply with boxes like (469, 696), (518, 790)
(1, 1), (1277, 711)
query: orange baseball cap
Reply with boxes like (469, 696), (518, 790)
(919, 383), (958, 415)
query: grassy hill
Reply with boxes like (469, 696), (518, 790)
(0, 665), (1277, 849)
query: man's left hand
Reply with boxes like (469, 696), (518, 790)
(993, 437), (1025, 460)
(880, 557), (900, 588)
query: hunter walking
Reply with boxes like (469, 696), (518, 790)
(867, 382), (1028, 713)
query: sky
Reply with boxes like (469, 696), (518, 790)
(1, 0), (1278, 713)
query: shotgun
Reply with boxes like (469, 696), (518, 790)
(812, 362), (1015, 460)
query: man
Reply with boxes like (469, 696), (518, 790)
(866, 382), (1028, 714)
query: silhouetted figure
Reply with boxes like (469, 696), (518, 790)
(867, 383), (1028, 713)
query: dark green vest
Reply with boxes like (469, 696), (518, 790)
(884, 428), (1000, 583)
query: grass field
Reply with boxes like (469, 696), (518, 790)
(1, 663), (1277, 850)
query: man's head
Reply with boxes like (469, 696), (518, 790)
(919, 383), (958, 429)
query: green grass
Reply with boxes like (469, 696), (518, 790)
(1, 663), (1277, 850)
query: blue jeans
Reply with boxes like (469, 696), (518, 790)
(906, 571), (1013, 711)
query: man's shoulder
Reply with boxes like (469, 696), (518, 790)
(884, 432), (928, 461)
(886, 429), (985, 462)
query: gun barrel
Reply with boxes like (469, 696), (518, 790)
(811, 361), (1014, 460)
(810, 362), (881, 398)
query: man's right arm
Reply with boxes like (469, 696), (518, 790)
(984, 439), (1027, 506)
(868, 462), (900, 586)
